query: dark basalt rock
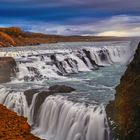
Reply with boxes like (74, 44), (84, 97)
(0, 57), (16, 83)
(83, 49), (99, 70)
(24, 89), (40, 106)
(48, 85), (75, 93)
(106, 42), (140, 140)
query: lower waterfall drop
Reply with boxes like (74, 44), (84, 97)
(32, 96), (111, 140)
(0, 87), (111, 140)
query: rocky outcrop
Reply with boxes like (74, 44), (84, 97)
(48, 85), (75, 93)
(107, 43), (140, 140)
(0, 57), (16, 83)
(0, 104), (39, 140)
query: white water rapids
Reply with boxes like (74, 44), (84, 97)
(0, 41), (131, 82)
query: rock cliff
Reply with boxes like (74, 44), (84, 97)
(107, 42), (140, 140)
(0, 57), (17, 83)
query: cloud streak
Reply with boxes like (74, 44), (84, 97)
(1, 0), (140, 11)
(0, 0), (140, 36)
(25, 15), (140, 37)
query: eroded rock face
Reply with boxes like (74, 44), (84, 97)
(0, 57), (16, 83)
(107, 43), (140, 140)
(0, 104), (40, 140)
(24, 85), (75, 122)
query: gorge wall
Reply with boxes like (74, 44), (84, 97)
(107, 42), (140, 140)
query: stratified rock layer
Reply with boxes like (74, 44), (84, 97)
(107, 43), (140, 140)
(0, 104), (40, 140)
(0, 57), (16, 83)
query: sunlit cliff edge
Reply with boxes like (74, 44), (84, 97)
(0, 27), (130, 47)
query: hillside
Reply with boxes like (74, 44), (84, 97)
(0, 104), (40, 140)
(0, 27), (129, 47)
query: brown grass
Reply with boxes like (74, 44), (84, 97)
(0, 31), (15, 47)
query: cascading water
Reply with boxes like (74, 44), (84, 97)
(0, 41), (131, 82)
(0, 41), (134, 140)
(0, 87), (110, 140)
(33, 96), (110, 140)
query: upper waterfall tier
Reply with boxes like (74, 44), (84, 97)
(0, 41), (132, 82)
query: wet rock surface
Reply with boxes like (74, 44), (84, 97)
(48, 85), (75, 93)
(0, 104), (40, 140)
(107, 42), (140, 140)
(0, 57), (16, 83)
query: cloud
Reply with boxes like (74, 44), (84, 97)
(24, 15), (140, 37)
(0, 1), (139, 37)
(1, 0), (140, 12)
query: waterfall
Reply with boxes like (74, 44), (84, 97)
(0, 41), (132, 140)
(0, 44), (131, 82)
(0, 87), (111, 140)
(33, 96), (110, 140)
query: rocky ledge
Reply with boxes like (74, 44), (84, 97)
(0, 104), (39, 140)
(0, 57), (17, 83)
(107, 42), (140, 140)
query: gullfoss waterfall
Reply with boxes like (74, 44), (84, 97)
(0, 41), (132, 140)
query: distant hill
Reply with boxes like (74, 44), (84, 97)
(0, 27), (130, 47)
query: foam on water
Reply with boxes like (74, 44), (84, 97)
(0, 41), (131, 82)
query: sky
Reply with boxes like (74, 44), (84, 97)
(0, 0), (140, 36)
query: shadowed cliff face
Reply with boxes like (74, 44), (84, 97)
(107, 42), (140, 140)
(0, 57), (16, 83)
